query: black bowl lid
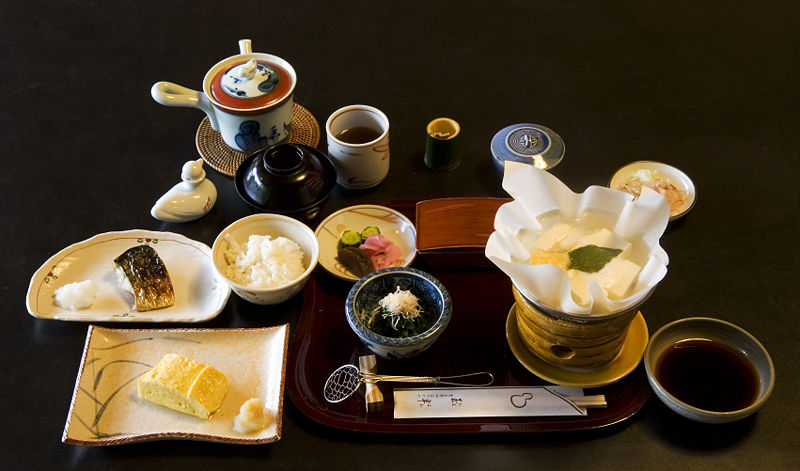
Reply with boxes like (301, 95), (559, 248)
(235, 143), (337, 214)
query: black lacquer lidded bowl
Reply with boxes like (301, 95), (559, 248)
(235, 143), (337, 221)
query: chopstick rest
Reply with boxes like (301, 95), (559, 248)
(358, 355), (384, 413)
(393, 386), (605, 419)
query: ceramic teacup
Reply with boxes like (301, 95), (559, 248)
(325, 105), (390, 189)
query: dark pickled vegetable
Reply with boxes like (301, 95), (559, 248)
(364, 289), (436, 339)
(366, 307), (436, 338)
(113, 245), (175, 311)
(336, 246), (375, 278)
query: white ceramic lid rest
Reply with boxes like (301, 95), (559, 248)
(151, 159), (217, 222)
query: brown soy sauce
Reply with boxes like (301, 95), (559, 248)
(656, 339), (759, 412)
(335, 126), (382, 144)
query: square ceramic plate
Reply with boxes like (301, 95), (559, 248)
(63, 324), (289, 445)
(27, 230), (231, 322)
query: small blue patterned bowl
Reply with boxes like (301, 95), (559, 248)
(346, 267), (452, 359)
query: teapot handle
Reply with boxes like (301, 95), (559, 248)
(150, 82), (220, 130)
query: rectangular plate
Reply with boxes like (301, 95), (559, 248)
(63, 325), (289, 445)
(286, 200), (650, 433)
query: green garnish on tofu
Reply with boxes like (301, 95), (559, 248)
(530, 244), (622, 273)
(567, 245), (623, 273)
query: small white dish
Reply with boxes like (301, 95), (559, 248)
(315, 205), (417, 281)
(27, 230), (230, 322)
(609, 160), (696, 220)
(63, 324), (288, 445)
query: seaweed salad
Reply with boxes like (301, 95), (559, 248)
(364, 287), (436, 338)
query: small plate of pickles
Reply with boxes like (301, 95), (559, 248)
(314, 205), (417, 281)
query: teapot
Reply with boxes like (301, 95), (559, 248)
(151, 39), (296, 152)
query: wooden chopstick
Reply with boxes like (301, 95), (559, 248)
(568, 395), (607, 408)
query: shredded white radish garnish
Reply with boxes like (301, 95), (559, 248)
(378, 286), (422, 319)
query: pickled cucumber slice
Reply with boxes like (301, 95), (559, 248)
(339, 230), (363, 247)
(360, 226), (381, 237)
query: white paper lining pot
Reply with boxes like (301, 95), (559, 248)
(486, 162), (670, 317)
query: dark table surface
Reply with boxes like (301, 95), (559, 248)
(3, 1), (799, 469)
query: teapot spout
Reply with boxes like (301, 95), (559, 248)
(239, 39), (252, 54)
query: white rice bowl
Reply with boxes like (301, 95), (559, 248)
(211, 213), (320, 305)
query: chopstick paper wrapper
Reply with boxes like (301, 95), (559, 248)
(485, 162), (670, 315)
(394, 386), (605, 419)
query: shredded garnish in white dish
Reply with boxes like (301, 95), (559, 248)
(620, 169), (688, 217)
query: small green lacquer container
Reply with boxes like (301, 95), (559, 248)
(424, 117), (461, 171)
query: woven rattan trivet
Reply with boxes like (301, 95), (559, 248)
(195, 103), (321, 177)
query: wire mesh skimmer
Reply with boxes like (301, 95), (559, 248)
(323, 364), (494, 403)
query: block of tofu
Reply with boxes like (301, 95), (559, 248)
(567, 270), (592, 306)
(138, 354), (228, 419)
(554, 225), (586, 252)
(578, 228), (631, 255)
(596, 257), (642, 299)
(532, 223), (570, 251)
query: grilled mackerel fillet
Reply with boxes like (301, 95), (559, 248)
(113, 245), (175, 311)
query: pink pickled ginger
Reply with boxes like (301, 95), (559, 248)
(359, 234), (402, 269)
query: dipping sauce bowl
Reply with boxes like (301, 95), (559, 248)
(644, 317), (774, 423)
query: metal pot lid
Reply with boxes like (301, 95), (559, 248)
(491, 123), (565, 171)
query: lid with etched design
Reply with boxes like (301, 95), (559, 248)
(491, 123), (565, 173)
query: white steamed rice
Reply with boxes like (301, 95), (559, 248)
(223, 234), (306, 288)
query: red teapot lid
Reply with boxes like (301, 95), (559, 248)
(210, 58), (292, 110)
